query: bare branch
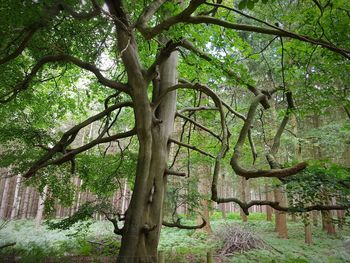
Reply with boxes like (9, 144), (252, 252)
(162, 217), (206, 229)
(178, 106), (218, 113)
(168, 138), (215, 158)
(175, 112), (221, 141)
(164, 169), (186, 177)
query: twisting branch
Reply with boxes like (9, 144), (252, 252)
(162, 217), (206, 229)
(229, 94), (307, 179)
(213, 197), (349, 216)
(0, 54), (129, 103)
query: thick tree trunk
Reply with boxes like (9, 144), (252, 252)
(116, 52), (178, 263)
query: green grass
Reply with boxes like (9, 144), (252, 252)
(0, 215), (349, 263)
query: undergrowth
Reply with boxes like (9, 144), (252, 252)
(0, 213), (349, 263)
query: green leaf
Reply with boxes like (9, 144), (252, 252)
(238, 0), (247, 10)
(247, 0), (255, 9)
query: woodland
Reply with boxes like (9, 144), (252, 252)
(0, 0), (349, 262)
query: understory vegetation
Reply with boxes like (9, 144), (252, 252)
(1, 214), (349, 263)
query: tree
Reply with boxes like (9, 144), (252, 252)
(1, 0), (349, 262)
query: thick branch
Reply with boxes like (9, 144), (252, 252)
(230, 94), (306, 179)
(138, 0), (205, 39)
(136, 0), (168, 31)
(214, 197), (349, 215)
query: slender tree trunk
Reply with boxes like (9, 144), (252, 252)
(35, 185), (48, 227)
(220, 174), (226, 219)
(197, 164), (213, 234)
(10, 175), (22, 219)
(239, 177), (248, 222)
(311, 210), (318, 227)
(0, 176), (10, 218)
(20, 187), (31, 219)
(121, 179), (128, 214)
(304, 217), (312, 245)
(265, 183), (273, 221)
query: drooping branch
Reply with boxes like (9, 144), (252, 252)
(0, 54), (129, 103)
(162, 217), (206, 229)
(0, 25), (41, 65)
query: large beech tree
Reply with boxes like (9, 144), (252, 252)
(1, 0), (349, 262)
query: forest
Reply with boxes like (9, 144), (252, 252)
(0, 0), (349, 262)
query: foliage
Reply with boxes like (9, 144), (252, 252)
(285, 161), (350, 213)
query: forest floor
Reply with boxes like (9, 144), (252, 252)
(0, 213), (349, 263)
